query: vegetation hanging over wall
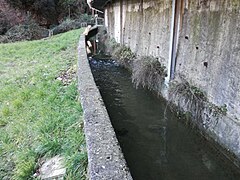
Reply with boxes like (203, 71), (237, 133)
(104, 37), (167, 94)
(112, 45), (135, 69)
(132, 56), (167, 93)
(169, 78), (228, 127)
(169, 79), (207, 125)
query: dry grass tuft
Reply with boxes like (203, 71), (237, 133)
(132, 56), (166, 93)
(169, 79), (207, 125)
(112, 45), (135, 69)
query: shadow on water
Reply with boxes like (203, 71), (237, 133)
(90, 58), (240, 180)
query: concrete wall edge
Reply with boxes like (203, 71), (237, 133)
(77, 35), (133, 180)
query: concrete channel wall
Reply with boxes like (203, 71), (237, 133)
(105, 0), (172, 68)
(77, 35), (133, 180)
(104, 0), (240, 165)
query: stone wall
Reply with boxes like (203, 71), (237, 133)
(103, 0), (240, 164)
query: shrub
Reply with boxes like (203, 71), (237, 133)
(52, 18), (85, 35)
(0, 35), (9, 43)
(0, 21), (48, 43)
(0, 13), (11, 35)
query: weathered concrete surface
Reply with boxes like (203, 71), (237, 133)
(103, 0), (240, 165)
(175, 0), (240, 164)
(105, 0), (172, 67)
(176, 0), (240, 121)
(77, 35), (132, 180)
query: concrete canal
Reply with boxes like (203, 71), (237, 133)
(90, 58), (240, 180)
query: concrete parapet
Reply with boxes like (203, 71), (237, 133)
(77, 35), (132, 180)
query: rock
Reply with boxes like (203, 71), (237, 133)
(56, 77), (62, 81)
(39, 155), (66, 180)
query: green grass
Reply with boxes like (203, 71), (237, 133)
(0, 29), (87, 179)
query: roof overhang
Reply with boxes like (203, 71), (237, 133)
(92, 0), (110, 9)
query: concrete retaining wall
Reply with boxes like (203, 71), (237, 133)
(77, 35), (132, 180)
(103, 0), (240, 165)
(176, 0), (240, 120)
(105, 0), (172, 67)
(175, 0), (240, 164)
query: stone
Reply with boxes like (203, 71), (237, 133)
(39, 155), (66, 180)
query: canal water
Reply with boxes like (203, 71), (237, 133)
(90, 58), (240, 180)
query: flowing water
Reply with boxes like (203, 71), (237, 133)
(90, 58), (240, 180)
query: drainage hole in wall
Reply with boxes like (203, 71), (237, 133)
(203, 62), (208, 68)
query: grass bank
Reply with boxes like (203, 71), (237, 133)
(0, 29), (87, 179)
